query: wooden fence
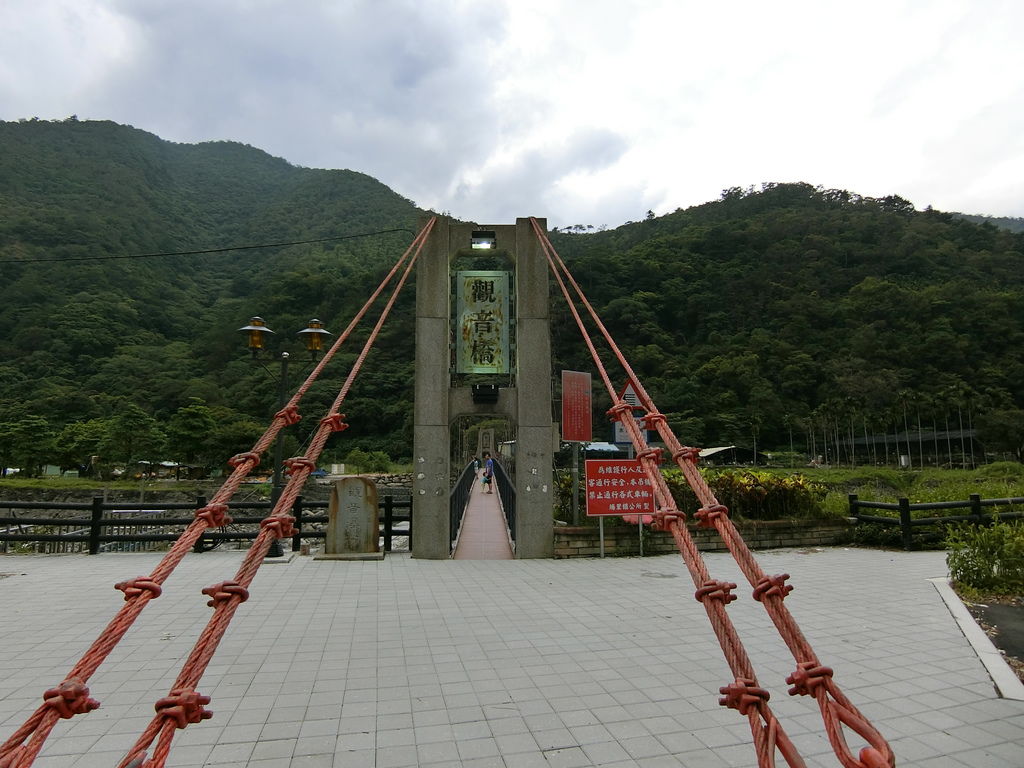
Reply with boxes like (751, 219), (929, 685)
(849, 492), (1024, 550)
(0, 496), (412, 555)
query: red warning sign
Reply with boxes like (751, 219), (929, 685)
(561, 370), (592, 442)
(584, 460), (656, 517)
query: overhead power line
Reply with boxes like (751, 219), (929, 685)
(0, 227), (417, 263)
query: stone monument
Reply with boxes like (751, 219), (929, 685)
(315, 476), (383, 560)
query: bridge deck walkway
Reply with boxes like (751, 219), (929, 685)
(451, 471), (514, 560)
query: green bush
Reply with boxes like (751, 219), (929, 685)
(554, 467), (832, 523)
(343, 448), (391, 473)
(852, 522), (904, 548)
(945, 521), (1024, 592)
(553, 470), (577, 521)
(345, 448), (370, 472)
(973, 461), (1024, 481)
(366, 451), (391, 472)
(663, 468), (828, 520)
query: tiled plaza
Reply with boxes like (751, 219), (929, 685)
(1, 547), (1022, 767)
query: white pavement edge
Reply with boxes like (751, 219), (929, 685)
(929, 576), (1024, 701)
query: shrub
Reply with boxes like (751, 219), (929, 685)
(945, 521), (1024, 592)
(852, 522), (904, 548)
(553, 470), (577, 521)
(366, 451), (391, 472)
(344, 448), (390, 473)
(974, 461), (1024, 481)
(345, 448), (370, 472)
(663, 468), (827, 520)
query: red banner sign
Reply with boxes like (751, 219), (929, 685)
(584, 460), (656, 517)
(561, 370), (592, 442)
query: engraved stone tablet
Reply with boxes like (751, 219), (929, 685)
(315, 476), (383, 560)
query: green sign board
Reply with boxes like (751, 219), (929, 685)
(455, 270), (510, 374)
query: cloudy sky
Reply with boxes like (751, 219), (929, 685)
(2, 0), (1022, 229)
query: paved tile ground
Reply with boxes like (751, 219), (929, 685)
(1, 547), (1022, 768)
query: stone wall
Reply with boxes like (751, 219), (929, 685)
(372, 473), (414, 496)
(553, 519), (853, 558)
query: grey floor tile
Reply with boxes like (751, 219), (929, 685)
(1, 549), (1023, 768)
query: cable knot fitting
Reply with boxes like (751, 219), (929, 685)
(640, 411), (665, 429)
(320, 413), (349, 432)
(261, 515), (296, 539)
(195, 503), (232, 528)
(672, 446), (701, 463)
(651, 509), (685, 531)
(275, 405), (301, 425)
(283, 456), (316, 476)
(227, 451), (260, 469)
(636, 447), (663, 464)
(694, 504), (728, 528)
(606, 402), (634, 421)
(43, 678), (100, 719)
(786, 661), (834, 697)
(154, 688), (212, 729)
(694, 579), (738, 605)
(753, 573), (793, 602)
(718, 678), (770, 716)
(201, 581), (249, 608)
(115, 577), (162, 601)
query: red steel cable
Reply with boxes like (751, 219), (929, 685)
(115, 216), (435, 768)
(0, 218), (436, 768)
(532, 219), (804, 768)
(531, 218), (893, 768)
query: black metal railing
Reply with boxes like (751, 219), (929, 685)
(849, 493), (1024, 550)
(449, 462), (478, 552)
(0, 495), (412, 555)
(493, 459), (516, 546)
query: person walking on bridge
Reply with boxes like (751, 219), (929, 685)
(482, 451), (494, 493)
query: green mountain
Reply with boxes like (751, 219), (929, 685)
(0, 118), (421, 473)
(951, 212), (1024, 234)
(2, 120), (1023, 474)
(550, 184), (1024, 459)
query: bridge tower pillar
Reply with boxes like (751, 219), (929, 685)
(412, 217), (554, 559)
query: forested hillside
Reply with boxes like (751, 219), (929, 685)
(2, 119), (1023, 475)
(0, 118), (421, 474)
(952, 212), (1024, 234)
(551, 184), (1024, 460)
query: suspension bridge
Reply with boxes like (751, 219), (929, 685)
(2, 217), (1020, 768)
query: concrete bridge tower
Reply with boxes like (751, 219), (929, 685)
(411, 217), (554, 558)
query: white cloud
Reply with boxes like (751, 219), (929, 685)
(1, 0), (1022, 227)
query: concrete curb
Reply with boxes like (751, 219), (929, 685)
(930, 576), (1024, 701)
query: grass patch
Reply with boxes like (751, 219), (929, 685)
(0, 476), (215, 495)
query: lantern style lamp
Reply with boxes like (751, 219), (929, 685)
(297, 318), (333, 359)
(237, 316), (276, 357)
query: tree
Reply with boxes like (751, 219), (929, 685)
(55, 419), (107, 474)
(166, 399), (217, 467)
(366, 450), (391, 472)
(0, 415), (56, 476)
(204, 409), (266, 470)
(976, 409), (1024, 462)
(98, 402), (166, 467)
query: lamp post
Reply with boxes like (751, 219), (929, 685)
(237, 316), (333, 554)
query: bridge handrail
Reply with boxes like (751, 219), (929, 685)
(449, 462), (478, 553)
(493, 458), (515, 545)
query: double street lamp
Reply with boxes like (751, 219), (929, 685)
(238, 316), (333, 361)
(236, 317), (333, 546)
